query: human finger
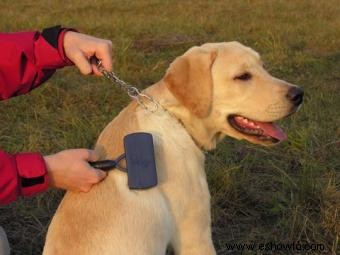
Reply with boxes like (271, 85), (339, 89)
(94, 41), (113, 73)
(70, 50), (93, 75)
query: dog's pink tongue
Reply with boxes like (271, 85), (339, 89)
(255, 121), (287, 141)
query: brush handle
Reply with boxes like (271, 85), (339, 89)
(89, 160), (117, 171)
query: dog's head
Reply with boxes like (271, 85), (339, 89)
(162, 42), (303, 149)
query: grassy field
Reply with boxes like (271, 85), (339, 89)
(0, 0), (339, 254)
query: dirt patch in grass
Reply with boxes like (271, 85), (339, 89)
(132, 33), (207, 52)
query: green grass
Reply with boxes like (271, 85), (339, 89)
(0, 0), (339, 254)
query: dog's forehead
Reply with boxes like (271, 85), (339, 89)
(201, 42), (262, 71)
(203, 42), (262, 74)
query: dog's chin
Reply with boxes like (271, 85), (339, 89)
(225, 114), (288, 146)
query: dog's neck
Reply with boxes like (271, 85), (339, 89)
(144, 82), (220, 150)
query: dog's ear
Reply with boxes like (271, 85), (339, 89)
(164, 46), (217, 118)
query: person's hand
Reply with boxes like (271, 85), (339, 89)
(63, 31), (113, 76)
(44, 149), (107, 192)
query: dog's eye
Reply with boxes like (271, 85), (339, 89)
(234, 72), (252, 81)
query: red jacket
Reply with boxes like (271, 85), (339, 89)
(0, 26), (73, 205)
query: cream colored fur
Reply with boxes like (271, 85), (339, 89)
(43, 42), (300, 255)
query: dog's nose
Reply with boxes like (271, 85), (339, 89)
(286, 87), (304, 106)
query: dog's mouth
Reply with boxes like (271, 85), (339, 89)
(227, 115), (287, 144)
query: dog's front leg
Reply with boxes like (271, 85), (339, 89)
(171, 192), (216, 255)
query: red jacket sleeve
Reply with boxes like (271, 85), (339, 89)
(0, 151), (49, 205)
(0, 25), (73, 99)
(0, 26), (74, 205)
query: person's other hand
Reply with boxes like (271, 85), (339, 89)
(63, 31), (113, 75)
(44, 149), (107, 192)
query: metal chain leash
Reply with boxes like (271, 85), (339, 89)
(96, 60), (159, 112)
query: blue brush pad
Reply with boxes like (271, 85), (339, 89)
(124, 132), (158, 189)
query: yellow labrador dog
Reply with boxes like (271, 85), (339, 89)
(43, 42), (303, 255)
